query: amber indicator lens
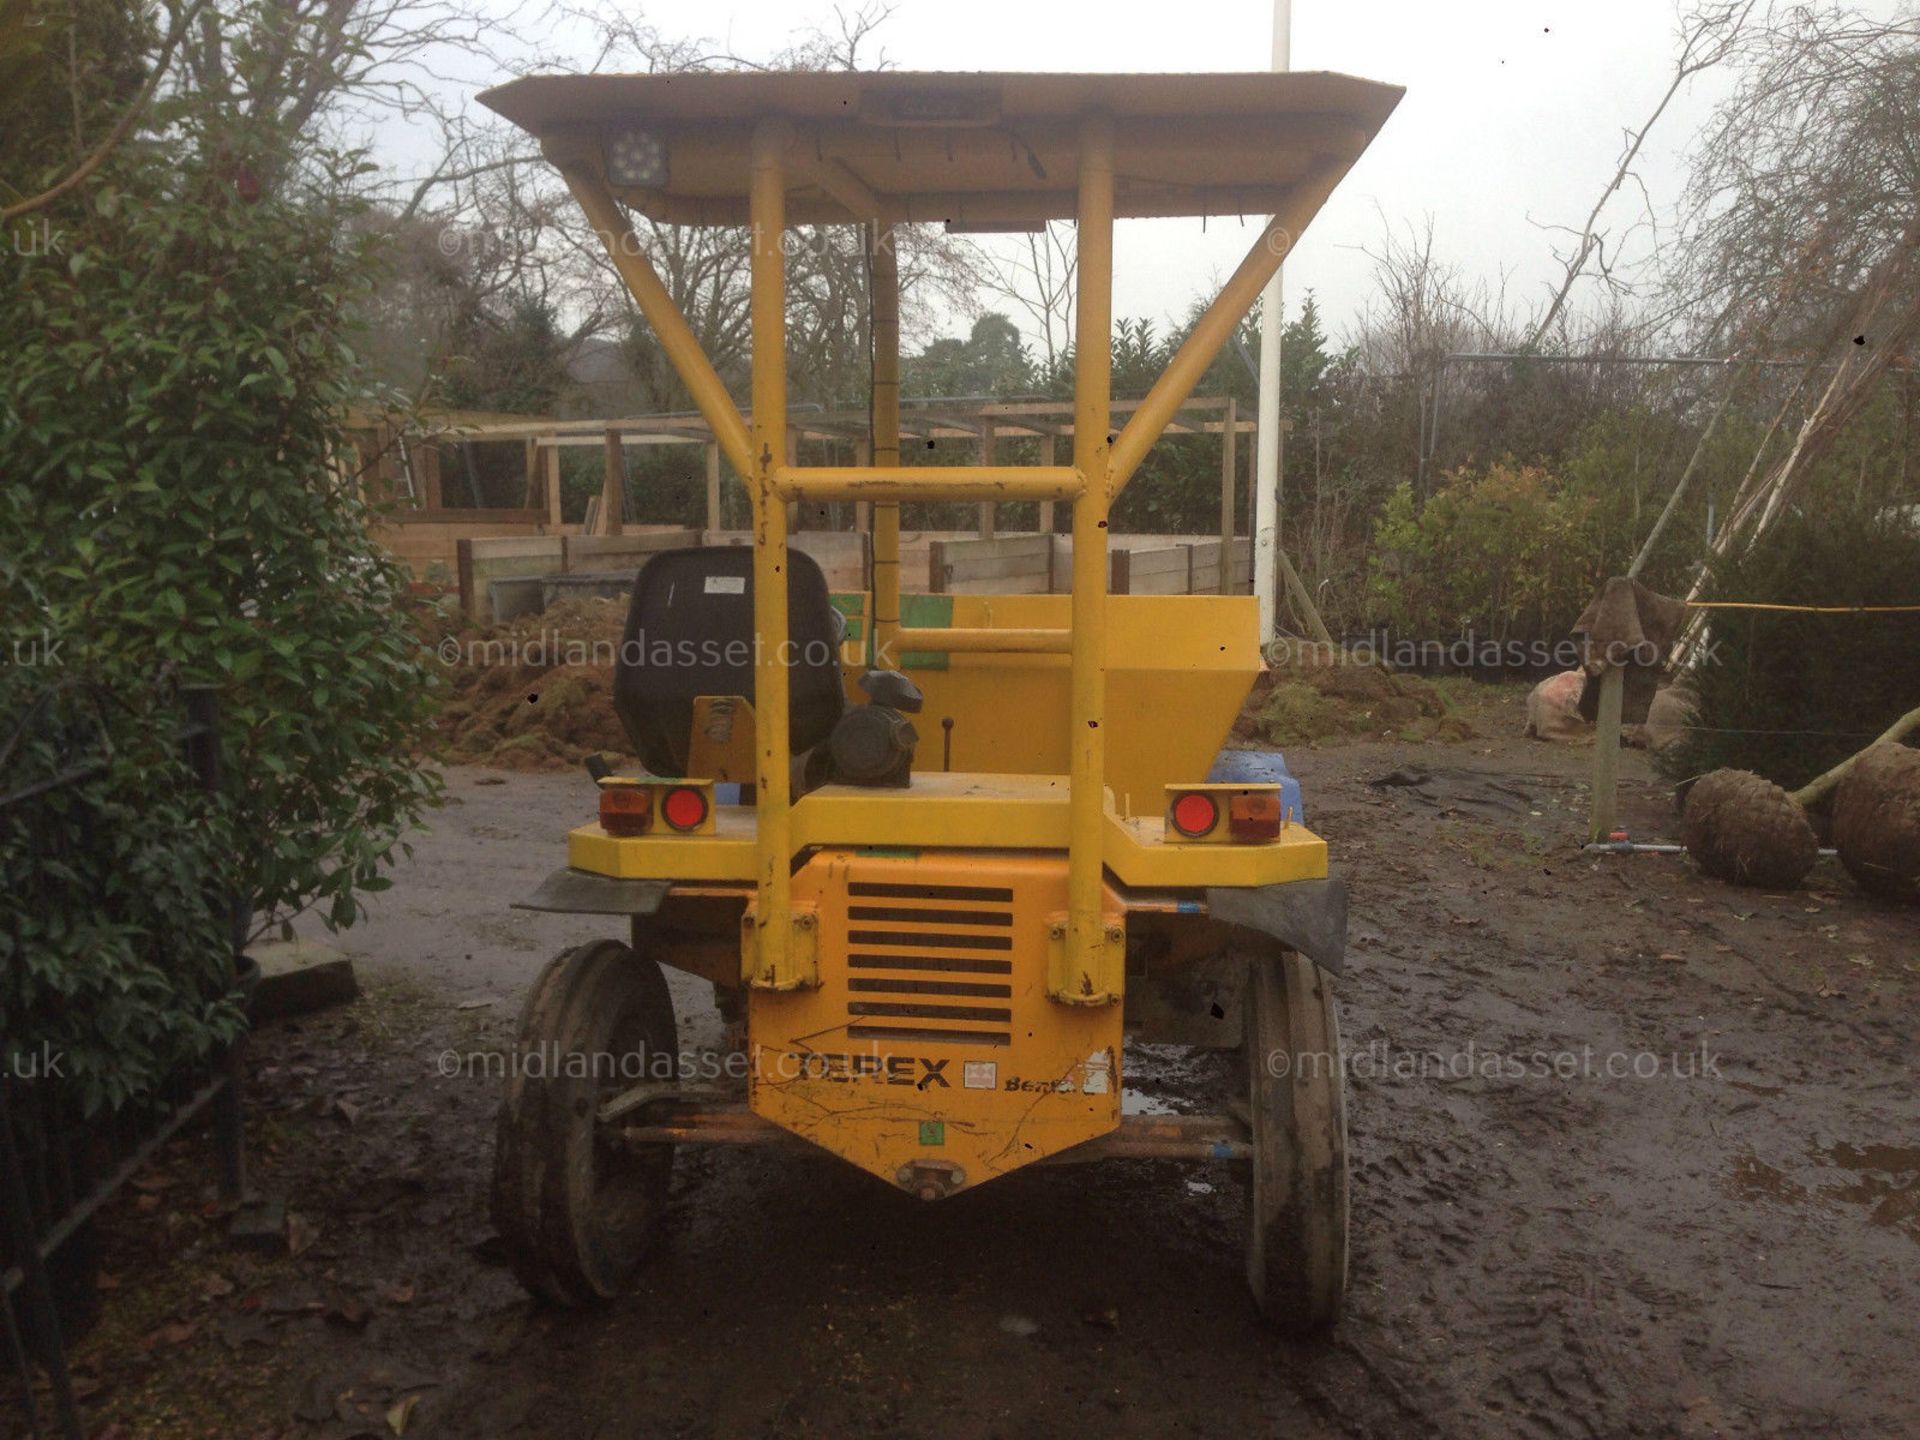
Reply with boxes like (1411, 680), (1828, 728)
(1228, 791), (1282, 840)
(599, 784), (652, 836)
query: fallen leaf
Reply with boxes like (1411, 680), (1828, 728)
(286, 1212), (318, 1258)
(388, 1394), (420, 1436)
(382, 1281), (416, 1305)
(201, 1273), (236, 1300)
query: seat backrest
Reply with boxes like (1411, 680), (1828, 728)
(612, 545), (845, 776)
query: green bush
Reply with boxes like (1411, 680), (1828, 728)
(1, 152), (442, 1111)
(1658, 507), (1920, 789)
(1366, 462), (1612, 647)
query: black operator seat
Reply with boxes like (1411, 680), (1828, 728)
(611, 545), (846, 778)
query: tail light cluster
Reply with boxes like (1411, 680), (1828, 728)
(598, 777), (716, 837)
(1163, 783), (1286, 843)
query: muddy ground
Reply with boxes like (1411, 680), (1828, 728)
(11, 693), (1917, 1440)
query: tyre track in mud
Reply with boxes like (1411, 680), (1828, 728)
(1306, 730), (1918, 1438)
(39, 739), (1917, 1440)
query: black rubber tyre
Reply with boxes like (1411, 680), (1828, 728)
(491, 939), (677, 1306)
(1244, 949), (1349, 1334)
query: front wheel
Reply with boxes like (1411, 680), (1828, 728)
(491, 939), (677, 1306)
(1243, 949), (1349, 1334)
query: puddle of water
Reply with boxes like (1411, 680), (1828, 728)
(1727, 1145), (1920, 1243)
(1728, 1155), (1806, 1205)
(1819, 1141), (1920, 1242)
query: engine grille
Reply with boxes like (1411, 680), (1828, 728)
(841, 880), (1015, 1046)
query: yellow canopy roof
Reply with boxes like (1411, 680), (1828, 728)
(479, 70), (1401, 227)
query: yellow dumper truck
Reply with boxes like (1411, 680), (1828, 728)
(479, 66), (1399, 1332)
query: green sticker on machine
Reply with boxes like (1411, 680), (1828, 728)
(918, 1120), (945, 1146)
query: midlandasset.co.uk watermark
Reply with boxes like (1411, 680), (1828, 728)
(1262, 1039), (1724, 1082)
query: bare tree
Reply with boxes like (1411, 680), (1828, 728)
(964, 223), (1077, 376)
(1662, 1), (1920, 658)
(1525, 0), (1756, 349)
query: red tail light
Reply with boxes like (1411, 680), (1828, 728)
(1164, 783), (1285, 844)
(1170, 791), (1220, 838)
(660, 785), (710, 832)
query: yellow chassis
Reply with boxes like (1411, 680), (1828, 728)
(480, 70), (1390, 1210)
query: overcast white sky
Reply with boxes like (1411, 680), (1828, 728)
(407, 0), (1747, 346)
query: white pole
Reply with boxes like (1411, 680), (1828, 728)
(1253, 0), (1291, 638)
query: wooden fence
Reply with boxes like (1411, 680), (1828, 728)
(927, 534), (1252, 596)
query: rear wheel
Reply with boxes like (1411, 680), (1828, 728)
(1244, 949), (1349, 1334)
(491, 939), (677, 1305)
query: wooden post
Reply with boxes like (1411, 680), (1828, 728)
(1219, 397), (1237, 594)
(419, 438), (444, 512)
(1037, 432), (1057, 535)
(455, 538), (475, 620)
(928, 539), (949, 594)
(601, 428), (625, 536)
(1588, 665), (1625, 843)
(543, 444), (562, 530)
(976, 424), (996, 539)
(1245, 421), (1256, 588)
(705, 441), (722, 534)
(1109, 548), (1130, 595)
(523, 438), (541, 507)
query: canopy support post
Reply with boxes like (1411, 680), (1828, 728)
(747, 119), (798, 989)
(1059, 113), (1120, 1006)
(1106, 158), (1345, 496)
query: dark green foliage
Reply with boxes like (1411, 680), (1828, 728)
(904, 313), (1032, 399)
(440, 295), (575, 419)
(1, 687), (243, 1115)
(1659, 507), (1920, 788)
(1, 146), (442, 1110)
(0, 0), (154, 200)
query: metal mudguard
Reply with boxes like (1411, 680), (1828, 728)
(1205, 876), (1347, 975)
(511, 867), (671, 916)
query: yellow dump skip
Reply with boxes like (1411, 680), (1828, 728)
(750, 849), (1122, 1194)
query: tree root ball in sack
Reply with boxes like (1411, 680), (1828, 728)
(1831, 744), (1920, 902)
(1681, 769), (1817, 890)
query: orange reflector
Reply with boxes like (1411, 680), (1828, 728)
(599, 783), (652, 836)
(1229, 792), (1282, 840)
(660, 785), (710, 832)
(1170, 791), (1220, 839)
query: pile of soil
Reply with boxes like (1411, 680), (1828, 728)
(432, 609), (1474, 769)
(433, 598), (636, 770)
(1236, 650), (1473, 747)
